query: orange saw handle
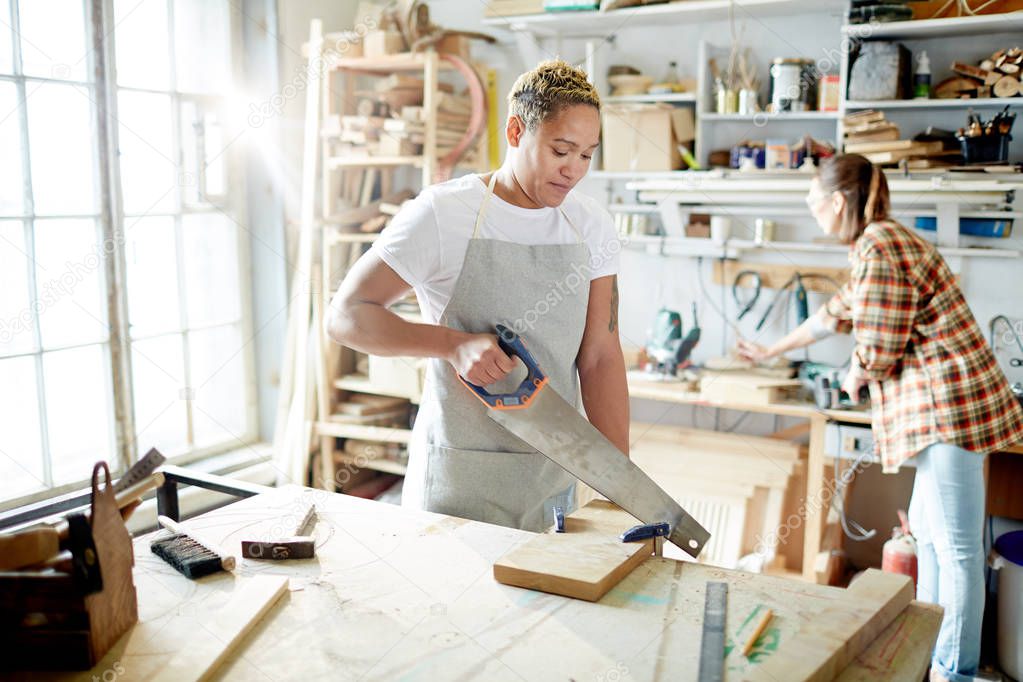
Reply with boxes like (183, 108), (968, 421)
(459, 324), (548, 410)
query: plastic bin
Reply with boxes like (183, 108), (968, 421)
(960, 133), (1011, 164)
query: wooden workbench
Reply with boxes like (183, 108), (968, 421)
(628, 376), (874, 582)
(23, 485), (940, 681)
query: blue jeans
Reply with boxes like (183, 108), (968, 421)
(908, 442), (986, 682)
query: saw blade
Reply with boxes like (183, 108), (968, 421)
(488, 386), (710, 558)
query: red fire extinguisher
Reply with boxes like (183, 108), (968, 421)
(882, 509), (918, 586)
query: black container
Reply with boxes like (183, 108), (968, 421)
(960, 133), (1011, 165)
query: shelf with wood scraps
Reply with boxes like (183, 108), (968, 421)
(315, 420), (413, 444)
(335, 452), (408, 476)
(841, 13), (1023, 40)
(326, 231), (381, 245)
(323, 52), (453, 74)
(335, 373), (421, 403)
(604, 93), (698, 104)
(622, 234), (740, 258)
(326, 155), (425, 169)
(481, 0), (846, 36)
(844, 98), (1022, 110)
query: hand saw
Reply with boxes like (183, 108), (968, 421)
(460, 324), (710, 558)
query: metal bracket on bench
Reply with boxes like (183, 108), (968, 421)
(155, 465), (272, 522)
(0, 465), (272, 531)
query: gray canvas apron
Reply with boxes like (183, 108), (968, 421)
(401, 173), (591, 532)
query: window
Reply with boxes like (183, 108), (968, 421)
(1, 0), (255, 507)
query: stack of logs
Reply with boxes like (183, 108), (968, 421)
(938, 47), (1023, 99)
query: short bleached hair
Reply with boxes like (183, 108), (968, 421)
(507, 59), (600, 132)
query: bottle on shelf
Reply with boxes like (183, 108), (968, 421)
(650, 60), (682, 94)
(913, 51), (931, 100)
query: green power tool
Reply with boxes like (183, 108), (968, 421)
(645, 304), (701, 378)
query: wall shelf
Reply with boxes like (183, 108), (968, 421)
(845, 98), (1022, 110)
(335, 452), (408, 476)
(622, 234), (738, 258)
(623, 235), (1020, 259)
(841, 12), (1023, 40)
(481, 0), (846, 36)
(335, 373), (421, 404)
(587, 170), (693, 180)
(701, 111), (841, 121)
(315, 421), (413, 444)
(605, 93), (697, 104)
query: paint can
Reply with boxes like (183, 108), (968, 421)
(769, 58), (816, 112)
(753, 218), (775, 244)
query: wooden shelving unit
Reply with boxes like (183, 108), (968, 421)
(335, 452), (407, 476)
(311, 47), (487, 491)
(334, 373), (421, 403)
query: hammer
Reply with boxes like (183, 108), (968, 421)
(241, 503), (317, 560)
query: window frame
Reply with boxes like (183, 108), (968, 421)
(0, 0), (259, 510)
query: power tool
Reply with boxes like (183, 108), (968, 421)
(644, 304), (701, 379)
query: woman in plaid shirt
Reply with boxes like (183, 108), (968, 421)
(738, 154), (1023, 682)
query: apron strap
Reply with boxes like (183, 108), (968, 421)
(472, 173), (499, 239)
(559, 206), (584, 244)
(474, 171), (585, 245)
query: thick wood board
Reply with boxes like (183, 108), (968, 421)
(748, 569), (915, 681)
(493, 500), (654, 602)
(837, 601), (944, 682)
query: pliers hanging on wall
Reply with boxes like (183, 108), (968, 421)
(731, 270), (762, 321)
(755, 273), (809, 332)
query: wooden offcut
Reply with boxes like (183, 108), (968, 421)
(0, 527), (59, 571)
(748, 569), (915, 682)
(493, 500), (654, 602)
(951, 61), (1001, 86)
(700, 371), (802, 406)
(993, 75), (1022, 98)
(844, 139), (943, 155)
(150, 575), (288, 682)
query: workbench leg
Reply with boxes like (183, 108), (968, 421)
(803, 416), (827, 582)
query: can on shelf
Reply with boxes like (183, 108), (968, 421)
(769, 58), (817, 112)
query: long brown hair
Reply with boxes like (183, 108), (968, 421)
(816, 154), (891, 244)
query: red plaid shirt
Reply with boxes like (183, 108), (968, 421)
(820, 220), (1023, 471)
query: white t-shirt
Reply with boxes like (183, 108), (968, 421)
(373, 174), (620, 324)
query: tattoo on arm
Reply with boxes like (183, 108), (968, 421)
(609, 276), (619, 333)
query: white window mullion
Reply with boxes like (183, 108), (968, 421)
(92, 0), (134, 472)
(10, 0), (53, 488)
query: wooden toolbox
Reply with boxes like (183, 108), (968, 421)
(0, 463), (138, 671)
